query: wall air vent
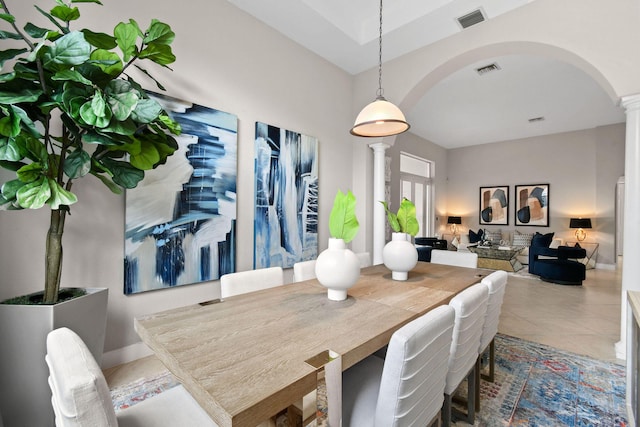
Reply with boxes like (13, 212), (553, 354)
(475, 63), (501, 76)
(528, 116), (545, 123)
(457, 9), (485, 29)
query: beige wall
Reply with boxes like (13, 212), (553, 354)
(445, 124), (625, 265)
(0, 0), (354, 353)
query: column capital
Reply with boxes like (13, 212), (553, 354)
(368, 142), (391, 153)
(620, 93), (640, 112)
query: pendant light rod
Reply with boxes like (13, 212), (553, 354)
(350, 0), (410, 137)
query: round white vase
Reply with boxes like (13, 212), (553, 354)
(383, 232), (418, 281)
(315, 238), (361, 301)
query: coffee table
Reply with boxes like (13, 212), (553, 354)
(469, 245), (524, 272)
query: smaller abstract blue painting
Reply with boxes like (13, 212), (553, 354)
(124, 93), (238, 294)
(254, 122), (318, 269)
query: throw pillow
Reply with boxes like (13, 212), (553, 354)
(484, 229), (502, 245)
(531, 231), (554, 247)
(512, 231), (534, 248)
(469, 229), (483, 243)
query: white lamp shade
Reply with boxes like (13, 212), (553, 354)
(351, 97), (410, 137)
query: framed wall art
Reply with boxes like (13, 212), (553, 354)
(479, 185), (509, 225)
(124, 92), (238, 294)
(254, 122), (318, 269)
(515, 184), (550, 226)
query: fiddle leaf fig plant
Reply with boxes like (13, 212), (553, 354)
(380, 198), (420, 237)
(328, 189), (359, 243)
(0, 0), (181, 304)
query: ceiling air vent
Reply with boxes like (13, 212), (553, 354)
(457, 9), (485, 29)
(528, 116), (545, 123)
(475, 63), (500, 76)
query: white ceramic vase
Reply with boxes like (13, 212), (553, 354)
(383, 232), (419, 281)
(315, 238), (361, 301)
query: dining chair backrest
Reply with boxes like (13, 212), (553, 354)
(375, 304), (455, 426)
(293, 260), (317, 282)
(355, 252), (372, 268)
(445, 282), (489, 395)
(479, 270), (508, 352)
(220, 266), (284, 298)
(46, 328), (218, 427)
(430, 249), (478, 268)
(342, 305), (455, 427)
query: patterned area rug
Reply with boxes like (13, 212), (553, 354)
(110, 334), (628, 426)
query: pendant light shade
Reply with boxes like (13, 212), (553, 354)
(350, 96), (410, 137)
(351, 0), (410, 138)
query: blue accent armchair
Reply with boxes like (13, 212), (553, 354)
(415, 237), (448, 262)
(528, 245), (587, 285)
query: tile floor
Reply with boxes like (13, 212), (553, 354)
(104, 265), (625, 390)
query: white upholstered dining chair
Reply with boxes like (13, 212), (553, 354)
(46, 327), (218, 427)
(293, 260), (317, 282)
(442, 282), (489, 427)
(430, 249), (478, 268)
(474, 269), (508, 411)
(220, 266), (284, 298)
(342, 305), (455, 427)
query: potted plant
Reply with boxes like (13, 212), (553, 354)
(315, 189), (361, 300)
(0, 1), (179, 425)
(380, 198), (419, 280)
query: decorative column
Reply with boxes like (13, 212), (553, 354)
(617, 93), (640, 359)
(369, 142), (390, 265)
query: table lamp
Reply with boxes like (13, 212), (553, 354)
(569, 218), (592, 242)
(447, 216), (462, 235)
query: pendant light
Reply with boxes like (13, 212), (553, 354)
(351, 0), (410, 137)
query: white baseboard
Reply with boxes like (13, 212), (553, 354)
(595, 262), (616, 270)
(101, 341), (153, 369)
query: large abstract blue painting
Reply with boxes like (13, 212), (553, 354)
(124, 93), (237, 294)
(254, 122), (318, 269)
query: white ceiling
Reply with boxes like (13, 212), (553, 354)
(226, 0), (626, 148)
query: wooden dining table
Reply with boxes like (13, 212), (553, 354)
(134, 262), (487, 427)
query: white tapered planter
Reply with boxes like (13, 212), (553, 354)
(383, 232), (418, 281)
(0, 287), (108, 427)
(315, 238), (360, 301)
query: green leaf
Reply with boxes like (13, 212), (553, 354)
(1, 178), (26, 201)
(106, 80), (138, 120)
(89, 49), (122, 76)
(380, 201), (400, 233)
(0, 87), (42, 104)
(100, 157), (143, 188)
(16, 177), (50, 209)
(93, 172), (123, 194)
(138, 43), (175, 65)
(43, 31), (91, 68)
(0, 30), (22, 40)
(82, 29), (117, 49)
(114, 22), (138, 62)
(24, 23), (53, 39)
(396, 198), (419, 236)
(158, 113), (181, 135)
(50, 5), (80, 22)
(0, 137), (22, 161)
(129, 138), (159, 170)
(79, 94), (112, 127)
(16, 162), (43, 183)
(130, 97), (161, 123)
(48, 178), (77, 209)
(0, 48), (27, 69)
(0, 13), (15, 24)
(35, 5), (67, 34)
(0, 109), (20, 137)
(52, 69), (93, 85)
(329, 190), (359, 243)
(63, 149), (91, 178)
(143, 20), (174, 45)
